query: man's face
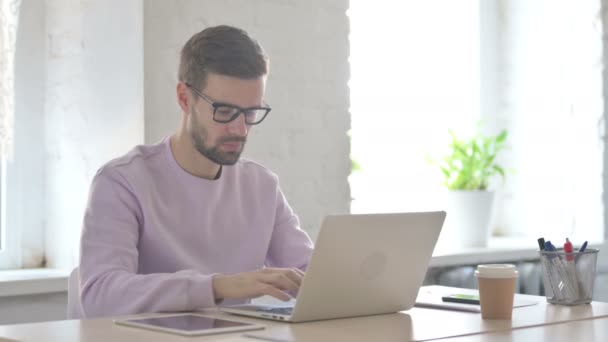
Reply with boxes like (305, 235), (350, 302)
(187, 73), (265, 165)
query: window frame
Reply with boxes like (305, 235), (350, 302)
(0, 158), (21, 269)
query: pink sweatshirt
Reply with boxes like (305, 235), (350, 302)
(79, 137), (314, 318)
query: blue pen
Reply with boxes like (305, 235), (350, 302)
(538, 237), (546, 251)
(579, 241), (588, 253)
(575, 241), (588, 262)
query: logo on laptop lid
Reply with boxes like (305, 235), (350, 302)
(360, 251), (387, 280)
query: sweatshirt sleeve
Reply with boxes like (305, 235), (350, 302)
(265, 184), (314, 271)
(79, 168), (217, 318)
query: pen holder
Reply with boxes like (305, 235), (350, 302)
(539, 249), (599, 305)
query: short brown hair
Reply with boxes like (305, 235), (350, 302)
(178, 25), (269, 90)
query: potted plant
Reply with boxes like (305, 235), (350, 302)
(438, 128), (508, 247)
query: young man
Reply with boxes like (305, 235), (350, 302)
(78, 25), (314, 318)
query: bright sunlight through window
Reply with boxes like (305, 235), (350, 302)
(348, 0), (604, 244)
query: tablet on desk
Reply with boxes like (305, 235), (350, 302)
(113, 313), (265, 336)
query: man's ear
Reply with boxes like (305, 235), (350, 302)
(176, 82), (190, 115)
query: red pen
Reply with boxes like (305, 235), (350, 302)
(564, 238), (574, 261)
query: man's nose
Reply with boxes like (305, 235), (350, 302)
(227, 112), (248, 136)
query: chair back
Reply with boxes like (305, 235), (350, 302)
(67, 267), (84, 319)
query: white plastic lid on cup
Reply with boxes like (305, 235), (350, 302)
(474, 264), (519, 278)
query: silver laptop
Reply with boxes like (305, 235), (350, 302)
(219, 211), (445, 323)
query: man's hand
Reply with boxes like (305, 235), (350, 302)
(212, 267), (305, 302)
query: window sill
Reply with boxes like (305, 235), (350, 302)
(0, 268), (70, 297)
(430, 237), (606, 268)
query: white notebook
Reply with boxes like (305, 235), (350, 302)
(415, 285), (539, 313)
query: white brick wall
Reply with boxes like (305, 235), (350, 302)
(143, 0), (351, 239)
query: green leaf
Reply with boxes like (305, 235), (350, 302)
(493, 165), (505, 177)
(436, 126), (510, 190)
(496, 130), (508, 144)
(440, 166), (450, 178)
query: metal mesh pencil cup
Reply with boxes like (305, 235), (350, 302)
(539, 249), (599, 305)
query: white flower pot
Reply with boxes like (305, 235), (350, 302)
(443, 190), (495, 247)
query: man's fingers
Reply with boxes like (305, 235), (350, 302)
(291, 267), (305, 277)
(260, 268), (304, 286)
(213, 270), (306, 302)
(258, 283), (292, 301)
(285, 268), (304, 285)
(260, 272), (299, 291)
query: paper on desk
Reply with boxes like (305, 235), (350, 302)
(415, 286), (538, 313)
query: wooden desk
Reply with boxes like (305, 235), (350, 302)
(1, 312), (607, 342)
(442, 317), (608, 341)
(1, 288), (607, 342)
(245, 303), (608, 341)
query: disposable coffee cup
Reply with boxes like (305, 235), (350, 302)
(475, 264), (518, 320)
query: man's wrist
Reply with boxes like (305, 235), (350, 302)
(211, 274), (225, 304)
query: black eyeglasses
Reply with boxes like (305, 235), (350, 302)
(185, 83), (272, 125)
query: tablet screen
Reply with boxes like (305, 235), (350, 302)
(128, 314), (252, 331)
(116, 314), (264, 336)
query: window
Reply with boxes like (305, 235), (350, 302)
(0, 0), (46, 270)
(349, 0), (482, 211)
(0, 0), (22, 269)
(0, 0), (144, 270)
(349, 1), (604, 244)
(487, 0), (604, 243)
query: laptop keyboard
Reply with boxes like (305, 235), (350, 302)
(256, 307), (294, 315)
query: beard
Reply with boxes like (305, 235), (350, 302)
(189, 107), (247, 165)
